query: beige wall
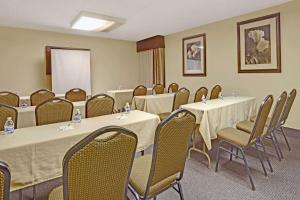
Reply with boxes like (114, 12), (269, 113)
(0, 27), (139, 95)
(165, 0), (300, 129)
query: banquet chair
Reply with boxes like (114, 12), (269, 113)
(133, 85), (147, 97)
(48, 126), (137, 200)
(210, 85), (222, 99)
(158, 88), (190, 120)
(30, 89), (55, 106)
(215, 95), (273, 190)
(85, 94), (114, 118)
(129, 109), (196, 200)
(168, 83), (179, 93)
(0, 104), (18, 131)
(65, 88), (86, 102)
(35, 98), (73, 126)
(152, 84), (165, 95)
(194, 87), (208, 102)
(276, 89), (297, 151)
(0, 91), (19, 107)
(0, 161), (11, 200)
(236, 91), (287, 161)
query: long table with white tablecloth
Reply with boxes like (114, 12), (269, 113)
(16, 101), (86, 128)
(181, 96), (256, 150)
(0, 110), (160, 191)
(107, 88), (152, 110)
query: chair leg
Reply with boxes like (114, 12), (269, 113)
(254, 143), (268, 177)
(177, 182), (184, 200)
(260, 139), (273, 173)
(19, 189), (22, 200)
(273, 132), (284, 159)
(270, 132), (282, 161)
(215, 141), (221, 172)
(230, 146), (234, 161)
(235, 148), (239, 158)
(239, 148), (255, 191)
(280, 127), (291, 151)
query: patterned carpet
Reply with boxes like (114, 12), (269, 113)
(10, 128), (300, 200)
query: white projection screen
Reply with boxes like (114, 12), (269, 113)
(51, 49), (91, 95)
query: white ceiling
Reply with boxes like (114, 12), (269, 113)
(0, 0), (290, 41)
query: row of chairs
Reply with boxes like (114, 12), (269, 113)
(0, 109), (196, 200)
(134, 83), (222, 100)
(216, 89), (297, 190)
(0, 94), (115, 130)
(0, 88), (87, 107)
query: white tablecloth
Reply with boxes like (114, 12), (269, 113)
(107, 88), (152, 110)
(181, 96), (256, 150)
(132, 93), (175, 114)
(19, 94), (65, 106)
(16, 101), (86, 128)
(0, 110), (160, 191)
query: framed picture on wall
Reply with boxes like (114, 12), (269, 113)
(237, 13), (281, 73)
(182, 34), (206, 76)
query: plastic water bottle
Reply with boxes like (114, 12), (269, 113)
(4, 117), (14, 134)
(201, 95), (206, 104)
(232, 90), (237, 97)
(73, 109), (82, 123)
(219, 92), (224, 100)
(124, 102), (131, 113)
(20, 101), (28, 108)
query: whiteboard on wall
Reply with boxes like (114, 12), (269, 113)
(51, 49), (91, 95)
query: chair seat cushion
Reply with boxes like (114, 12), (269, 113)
(48, 185), (63, 200)
(217, 127), (251, 147)
(236, 120), (254, 133)
(158, 112), (171, 121)
(129, 154), (177, 197)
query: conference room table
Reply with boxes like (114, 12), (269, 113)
(132, 93), (195, 114)
(107, 88), (152, 110)
(16, 101), (86, 128)
(181, 96), (256, 150)
(19, 94), (65, 106)
(0, 110), (160, 191)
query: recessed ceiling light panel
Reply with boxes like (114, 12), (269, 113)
(71, 11), (125, 32)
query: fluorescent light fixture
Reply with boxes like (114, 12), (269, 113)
(71, 11), (125, 32)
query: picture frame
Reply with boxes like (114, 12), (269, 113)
(182, 34), (206, 76)
(237, 13), (281, 73)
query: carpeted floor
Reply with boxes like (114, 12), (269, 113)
(10, 127), (300, 200)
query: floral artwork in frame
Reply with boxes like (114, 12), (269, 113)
(182, 34), (206, 76)
(237, 13), (281, 73)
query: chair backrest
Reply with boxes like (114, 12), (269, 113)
(144, 109), (195, 197)
(63, 126), (137, 200)
(85, 94), (115, 118)
(248, 95), (273, 144)
(172, 88), (190, 111)
(194, 87), (208, 102)
(279, 89), (297, 126)
(133, 85), (147, 97)
(0, 104), (18, 131)
(30, 89), (55, 106)
(153, 84), (165, 95)
(266, 91), (287, 133)
(65, 88), (87, 102)
(0, 91), (19, 107)
(35, 98), (73, 126)
(0, 161), (10, 200)
(210, 85), (222, 100)
(168, 83), (179, 93)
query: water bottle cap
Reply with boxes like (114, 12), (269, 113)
(7, 117), (12, 120)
